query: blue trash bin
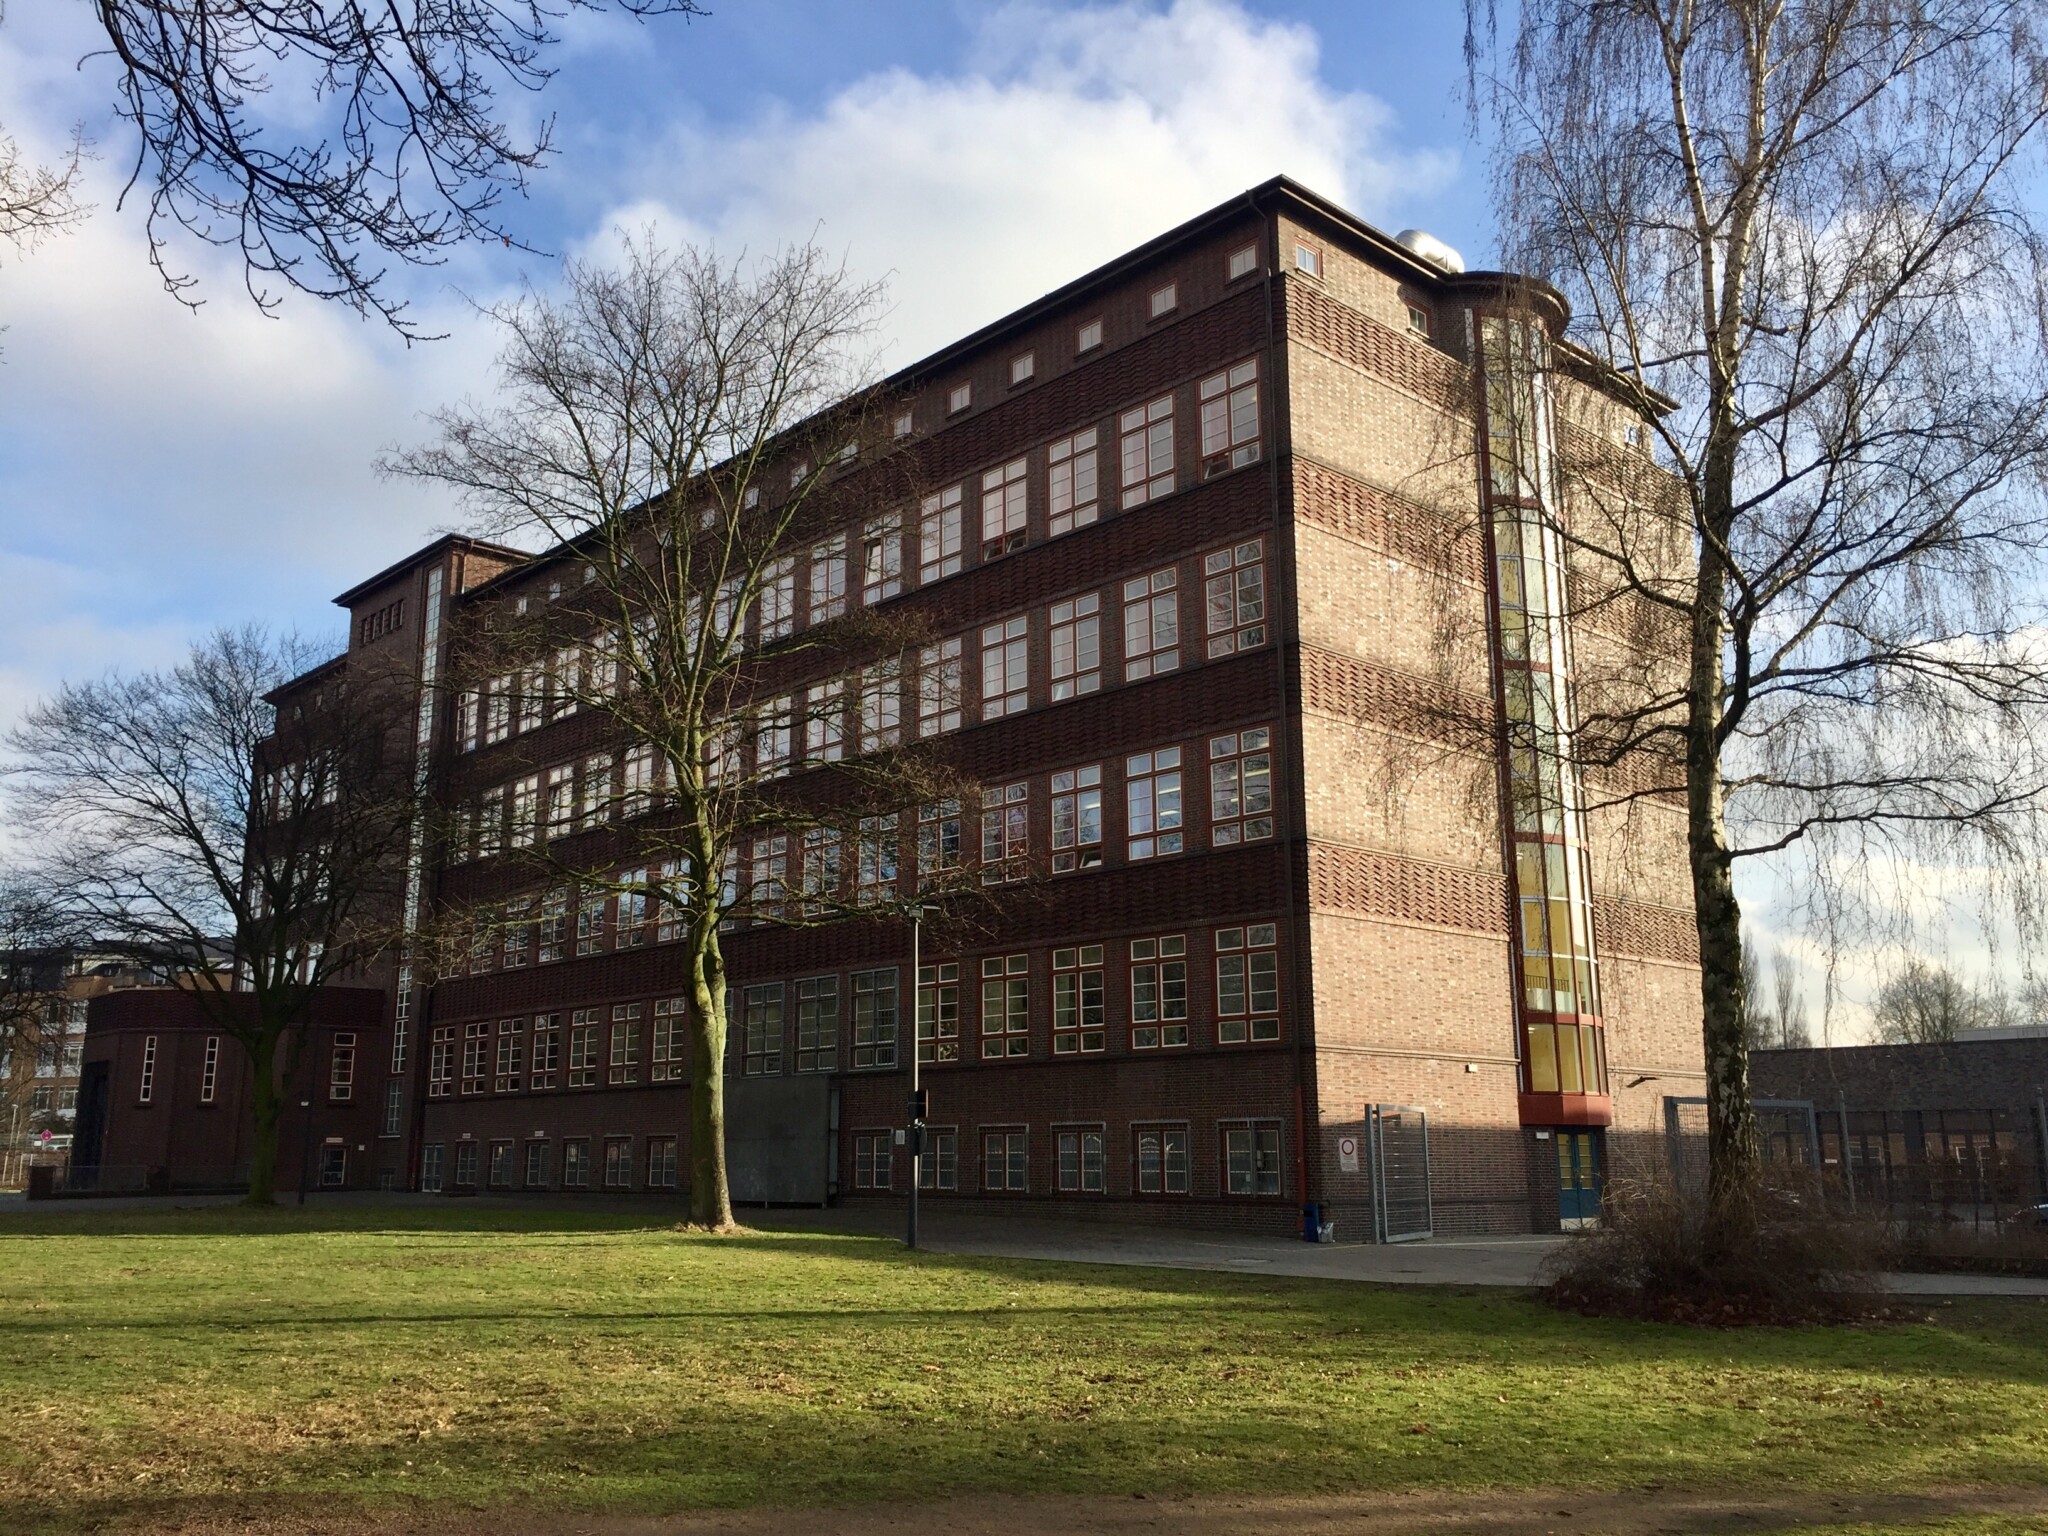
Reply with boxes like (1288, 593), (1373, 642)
(1302, 1201), (1321, 1242)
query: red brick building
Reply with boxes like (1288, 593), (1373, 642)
(86, 178), (1705, 1235)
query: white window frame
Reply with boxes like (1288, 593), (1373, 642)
(1047, 428), (1099, 536)
(1049, 593), (1101, 700)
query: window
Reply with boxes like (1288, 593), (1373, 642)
(563, 1138), (591, 1189)
(853, 1131), (893, 1190)
(980, 616), (1029, 718)
(893, 409), (914, 439)
(581, 752), (612, 829)
(537, 888), (568, 963)
(1407, 303), (1431, 337)
(1122, 567), (1180, 679)
(616, 870), (650, 948)
(742, 485), (760, 511)
(1227, 243), (1258, 280)
(1135, 1126), (1190, 1195)
(948, 382), (972, 414)
(420, 1144), (446, 1193)
(856, 814), (897, 905)
(806, 678), (846, 763)
(1208, 728), (1275, 845)
(760, 557), (796, 640)
(1051, 766), (1103, 872)
(1119, 395), (1175, 507)
(809, 534), (847, 621)
(982, 1129), (1028, 1192)
(1010, 350), (1035, 384)
(489, 1140), (514, 1189)
(530, 1013), (561, 1091)
(524, 1139), (550, 1188)
(494, 1017), (523, 1092)
(551, 646), (581, 719)
(743, 835), (786, 919)
(428, 1026), (454, 1098)
(454, 1141), (479, 1188)
(919, 485), (963, 583)
(981, 457), (1027, 558)
(789, 460), (810, 489)
(1130, 935), (1189, 1049)
(1048, 594), (1101, 700)
(381, 1078), (403, 1136)
(330, 1033), (357, 1102)
(609, 1003), (641, 1084)
(742, 984), (784, 1075)
(575, 888), (607, 955)
(1204, 538), (1267, 657)
(981, 782), (1028, 884)
(648, 1137), (679, 1189)
(457, 690), (480, 752)
(461, 1022), (488, 1095)
(603, 1137), (633, 1190)
(917, 799), (961, 887)
(851, 968), (898, 1069)
(502, 897), (533, 968)
(199, 1035), (219, 1103)
(800, 827), (842, 913)
(516, 664), (545, 733)
(568, 1009), (600, 1088)
(796, 976), (839, 1072)
(1216, 925), (1281, 1043)
(1125, 747), (1184, 858)
(652, 998), (687, 1082)
(920, 1129), (959, 1190)
(545, 764), (575, 837)
(484, 675), (511, 744)
(138, 1035), (156, 1103)
(859, 662), (900, 751)
(1293, 242), (1321, 276)
(1199, 358), (1261, 473)
(861, 515), (903, 604)
(1058, 1128), (1106, 1193)
(1076, 317), (1103, 352)
(1046, 428), (1099, 536)
(1052, 946), (1106, 1054)
(1149, 282), (1177, 317)
(509, 775), (539, 848)
(980, 955), (1029, 1059)
(1225, 1122), (1283, 1195)
(655, 858), (687, 942)
(917, 639), (963, 737)
(917, 962), (960, 1063)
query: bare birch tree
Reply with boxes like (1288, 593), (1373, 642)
(1466, 0), (2048, 1215)
(4, 627), (416, 1202)
(390, 237), (974, 1227)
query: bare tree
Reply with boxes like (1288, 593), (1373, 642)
(4, 627), (417, 1202)
(1871, 957), (1989, 1044)
(1466, 0), (2048, 1214)
(1770, 951), (1811, 1049)
(48, 0), (704, 334)
(390, 237), (976, 1227)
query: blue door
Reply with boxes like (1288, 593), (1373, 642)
(1557, 1131), (1602, 1228)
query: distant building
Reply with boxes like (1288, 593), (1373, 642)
(80, 178), (1704, 1235)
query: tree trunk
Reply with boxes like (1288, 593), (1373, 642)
(687, 924), (735, 1228)
(243, 1032), (281, 1206)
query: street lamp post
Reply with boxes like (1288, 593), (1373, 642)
(906, 903), (928, 1250)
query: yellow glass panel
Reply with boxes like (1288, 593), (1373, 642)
(1526, 1023), (1559, 1092)
(1555, 1021), (1584, 1093)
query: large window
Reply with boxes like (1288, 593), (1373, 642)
(1208, 728), (1274, 845)
(1050, 766), (1102, 872)
(546, 764), (574, 837)
(982, 1128), (1028, 1192)
(563, 1138), (591, 1189)
(919, 1129), (959, 1191)
(809, 534), (847, 622)
(981, 615), (1029, 718)
(1130, 936), (1189, 1049)
(749, 835), (788, 918)
(651, 998), (686, 1082)
(509, 775), (538, 848)
(861, 514), (903, 605)
(382, 1076), (403, 1137)
(859, 662), (900, 751)
(756, 697), (793, 779)
(917, 962), (960, 1063)
(1125, 747), (1184, 859)
(918, 639), (963, 737)
(1204, 539), (1267, 657)
(1057, 1128), (1106, 1193)
(1224, 1122), (1283, 1196)
(622, 744), (656, 816)
(529, 1013), (560, 1091)
(420, 1143), (446, 1193)
(523, 1139), (550, 1188)
(796, 977), (839, 1072)
(580, 752), (612, 829)
(981, 456), (1028, 559)
(1199, 357), (1261, 473)
(981, 782), (1028, 884)
(1122, 567), (1180, 679)
(538, 887), (568, 962)
(489, 1140), (514, 1189)
(137, 1035), (156, 1104)
(493, 1018), (523, 1092)
(604, 1137), (634, 1191)
(1135, 1126), (1190, 1195)
(427, 1028), (455, 1099)
(575, 888), (606, 956)
(853, 1131), (893, 1190)
(502, 897), (532, 967)
(919, 485), (963, 583)
(806, 678), (845, 763)
(1215, 925), (1280, 1043)
(1049, 594), (1101, 700)
(980, 955), (1029, 1059)
(800, 828), (842, 913)
(857, 814), (898, 905)
(1048, 428), (1099, 535)
(328, 1033), (358, 1101)
(460, 1022), (487, 1095)
(742, 984), (784, 1075)
(917, 800), (961, 888)
(851, 968), (898, 1069)
(648, 1137), (679, 1190)
(608, 1003), (641, 1085)
(567, 1010), (599, 1088)
(453, 1141), (479, 1188)
(615, 870), (650, 949)
(1119, 395), (1175, 507)
(1052, 946), (1105, 1054)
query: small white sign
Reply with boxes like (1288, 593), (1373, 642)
(1337, 1134), (1359, 1173)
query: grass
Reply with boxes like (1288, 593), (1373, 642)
(1, 1203), (2045, 1533)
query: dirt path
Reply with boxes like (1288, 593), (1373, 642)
(135, 1485), (2048, 1535)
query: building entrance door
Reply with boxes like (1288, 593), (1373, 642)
(1556, 1130), (1602, 1229)
(318, 1144), (348, 1189)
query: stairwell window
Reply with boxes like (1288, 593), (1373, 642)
(1215, 924), (1281, 1043)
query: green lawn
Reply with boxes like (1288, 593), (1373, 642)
(1, 1204), (2044, 1533)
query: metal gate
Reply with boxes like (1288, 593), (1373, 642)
(1370, 1104), (1433, 1243)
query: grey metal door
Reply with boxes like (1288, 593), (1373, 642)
(1370, 1104), (1433, 1242)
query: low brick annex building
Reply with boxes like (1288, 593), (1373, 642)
(80, 178), (1705, 1236)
